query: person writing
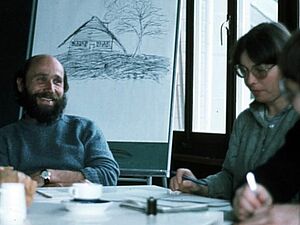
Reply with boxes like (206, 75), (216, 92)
(170, 22), (299, 200)
(233, 184), (299, 225)
(0, 54), (120, 187)
(232, 30), (300, 225)
(0, 167), (37, 206)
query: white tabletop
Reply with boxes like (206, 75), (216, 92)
(24, 185), (233, 225)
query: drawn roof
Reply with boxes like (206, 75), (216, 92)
(58, 16), (127, 53)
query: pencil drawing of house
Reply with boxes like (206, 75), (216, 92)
(55, 15), (169, 81)
(58, 16), (127, 54)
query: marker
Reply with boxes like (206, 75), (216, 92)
(246, 172), (257, 193)
(171, 171), (208, 186)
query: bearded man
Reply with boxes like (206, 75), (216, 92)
(0, 54), (119, 187)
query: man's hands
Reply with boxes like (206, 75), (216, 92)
(169, 168), (208, 196)
(30, 169), (85, 187)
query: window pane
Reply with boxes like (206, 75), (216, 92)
(236, 0), (278, 116)
(192, 0), (228, 133)
(173, 0), (186, 131)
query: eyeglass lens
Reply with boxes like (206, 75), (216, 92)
(235, 64), (274, 79)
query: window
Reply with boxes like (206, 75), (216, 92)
(172, 0), (296, 160)
(173, 0), (186, 131)
(174, 0), (278, 133)
(193, 0), (228, 133)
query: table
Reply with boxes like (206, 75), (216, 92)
(25, 185), (233, 225)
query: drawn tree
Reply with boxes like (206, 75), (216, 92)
(104, 0), (168, 57)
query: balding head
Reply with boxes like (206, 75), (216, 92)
(15, 54), (69, 94)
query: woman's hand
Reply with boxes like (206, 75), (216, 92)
(235, 204), (300, 225)
(169, 168), (208, 196)
(233, 183), (273, 221)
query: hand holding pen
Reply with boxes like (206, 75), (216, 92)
(246, 172), (272, 206)
(169, 169), (208, 196)
(233, 172), (273, 221)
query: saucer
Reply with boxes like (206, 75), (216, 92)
(62, 199), (112, 215)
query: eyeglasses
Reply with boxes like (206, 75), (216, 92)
(234, 64), (276, 79)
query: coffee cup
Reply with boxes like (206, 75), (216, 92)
(69, 183), (103, 200)
(0, 183), (27, 224)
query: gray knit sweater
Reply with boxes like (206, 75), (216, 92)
(202, 101), (299, 200)
(0, 114), (120, 185)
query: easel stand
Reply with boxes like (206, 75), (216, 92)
(118, 169), (169, 187)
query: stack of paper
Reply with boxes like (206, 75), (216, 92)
(119, 198), (208, 213)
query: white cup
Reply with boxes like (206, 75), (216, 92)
(69, 183), (103, 200)
(0, 183), (27, 224)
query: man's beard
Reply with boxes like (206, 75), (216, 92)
(20, 90), (67, 124)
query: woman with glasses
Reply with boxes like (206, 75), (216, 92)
(233, 30), (300, 225)
(170, 22), (299, 200)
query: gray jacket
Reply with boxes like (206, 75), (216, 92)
(203, 101), (299, 200)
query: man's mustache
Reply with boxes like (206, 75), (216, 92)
(33, 92), (59, 101)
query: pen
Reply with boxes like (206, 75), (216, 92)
(36, 190), (52, 198)
(171, 171), (208, 186)
(246, 172), (257, 193)
(246, 172), (273, 207)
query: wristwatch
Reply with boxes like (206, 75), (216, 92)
(40, 169), (51, 185)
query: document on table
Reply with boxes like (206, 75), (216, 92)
(34, 186), (230, 209)
(100, 186), (229, 212)
(159, 192), (230, 208)
(100, 186), (230, 208)
(120, 198), (208, 213)
(35, 187), (72, 203)
(101, 186), (171, 202)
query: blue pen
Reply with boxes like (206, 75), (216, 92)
(171, 171), (208, 186)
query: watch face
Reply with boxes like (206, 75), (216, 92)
(40, 170), (51, 185)
(41, 170), (50, 179)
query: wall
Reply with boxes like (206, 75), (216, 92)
(0, 0), (33, 127)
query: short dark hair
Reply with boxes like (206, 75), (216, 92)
(231, 22), (291, 66)
(279, 30), (300, 84)
(14, 55), (69, 105)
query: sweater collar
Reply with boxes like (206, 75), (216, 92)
(20, 113), (63, 126)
